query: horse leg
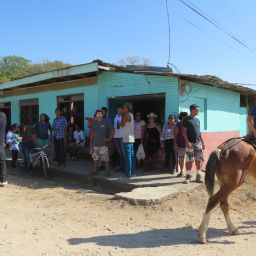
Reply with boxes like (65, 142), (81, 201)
(220, 197), (239, 235)
(198, 188), (233, 244)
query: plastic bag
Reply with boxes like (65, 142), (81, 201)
(136, 144), (146, 160)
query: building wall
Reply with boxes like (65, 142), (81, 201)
(97, 71), (180, 121)
(179, 81), (247, 167)
(0, 85), (98, 132)
(179, 81), (241, 132)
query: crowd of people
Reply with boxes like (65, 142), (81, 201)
(89, 103), (205, 183)
(0, 102), (206, 185)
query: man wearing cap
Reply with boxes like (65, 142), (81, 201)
(182, 104), (205, 184)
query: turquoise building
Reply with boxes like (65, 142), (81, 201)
(0, 60), (254, 160)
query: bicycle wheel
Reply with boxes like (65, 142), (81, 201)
(41, 156), (50, 179)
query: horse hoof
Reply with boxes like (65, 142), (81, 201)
(198, 234), (207, 244)
(230, 228), (239, 236)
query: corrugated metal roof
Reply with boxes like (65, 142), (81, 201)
(0, 59), (255, 95)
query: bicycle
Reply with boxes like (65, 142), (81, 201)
(30, 145), (50, 179)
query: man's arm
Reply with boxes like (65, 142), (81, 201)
(199, 133), (205, 149)
(120, 113), (130, 127)
(182, 127), (191, 149)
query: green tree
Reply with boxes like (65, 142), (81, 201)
(0, 55), (30, 82)
(0, 56), (71, 83)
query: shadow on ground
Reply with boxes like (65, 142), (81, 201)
(67, 226), (255, 248)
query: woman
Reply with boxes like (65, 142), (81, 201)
(35, 114), (52, 147)
(160, 114), (176, 174)
(134, 112), (146, 168)
(174, 112), (188, 177)
(145, 112), (161, 168)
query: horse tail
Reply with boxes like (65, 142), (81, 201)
(205, 149), (221, 197)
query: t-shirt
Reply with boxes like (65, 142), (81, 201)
(92, 119), (113, 147)
(113, 114), (122, 139)
(182, 116), (201, 143)
(74, 130), (85, 146)
(134, 120), (146, 139)
(250, 106), (256, 128)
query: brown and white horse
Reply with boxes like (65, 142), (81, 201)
(198, 138), (256, 244)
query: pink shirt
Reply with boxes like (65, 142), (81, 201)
(134, 120), (146, 139)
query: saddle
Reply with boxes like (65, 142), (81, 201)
(218, 135), (256, 152)
(242, 135), (256, 150)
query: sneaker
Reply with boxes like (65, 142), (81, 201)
(183, 174), (192, 184)
(0, 181), (8, 187)
(196, 173), (204, 183)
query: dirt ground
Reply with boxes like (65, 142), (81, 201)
(1, 171), (256, 256)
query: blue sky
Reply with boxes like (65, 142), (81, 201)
(1, 0), (256, 85)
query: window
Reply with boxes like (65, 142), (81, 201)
(57, 94), (84, 128)
(20, 99), (39, 125)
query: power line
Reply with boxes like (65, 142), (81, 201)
(178, 0), (256, 56)
(165, 0), (180, 73)
(165, 0), (171, 67)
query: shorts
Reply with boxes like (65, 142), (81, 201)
(186, 142), (204, 163)
(177, 147), (186, 159)
(92, 146), (109, 162)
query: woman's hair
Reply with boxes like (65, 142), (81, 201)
(40, 113), (50, 122)
(123, 102), (133, 112)
(178, 112), (188, 121)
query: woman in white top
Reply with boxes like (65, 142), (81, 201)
(120, 103), (136, 178)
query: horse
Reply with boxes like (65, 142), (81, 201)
(198, 137), (256, 244)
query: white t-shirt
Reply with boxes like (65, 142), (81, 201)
(74, 130), (85, 146)
(113, 114), (122, 139)
(122, 113), (135, 143)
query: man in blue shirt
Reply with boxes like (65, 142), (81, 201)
(52, 108), (68, 167)
(182, 104), (205, 184)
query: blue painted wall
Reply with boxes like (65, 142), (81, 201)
(179, 81), (242, 132)
(97, 71), (180, 121)
(0, 71), (249, 135)
(239, 107), (248, 136)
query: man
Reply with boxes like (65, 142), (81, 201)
(92, 110), (114, 176)
(52, 108), (68, 168)
(247, 103), (256, 137)
(0, 111), (7, 186)
(182, 104), (205, 184)
(120, 103), (136, 178)
(101, 107), (112, 124)
(113, 105), (125, 171)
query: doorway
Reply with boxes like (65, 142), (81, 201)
(0, 102), (11, 130)
(108, 93), (166, 125)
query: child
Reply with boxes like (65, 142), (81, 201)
(6, 124), (21, 169)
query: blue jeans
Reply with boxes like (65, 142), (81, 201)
(114, 138), (125, 170)
(123, 143), (136, 177)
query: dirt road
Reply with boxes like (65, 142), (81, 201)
(1, 172), (256, 256)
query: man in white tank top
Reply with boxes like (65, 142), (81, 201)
(120, 103), (136, 177)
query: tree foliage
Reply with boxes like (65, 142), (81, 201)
(117, 56), (153, 66)
(202, 75), (227, 84)
(0, 55), (71, 83)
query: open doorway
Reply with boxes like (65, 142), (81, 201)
(108, 93), (166, 125)
(0, 102), (11, 130)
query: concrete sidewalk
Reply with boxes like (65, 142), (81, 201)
(50, 158), (203, 205)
